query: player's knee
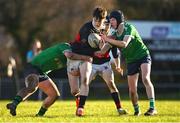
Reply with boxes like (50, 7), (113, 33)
(129, 88), (137, 95)
(81, 78), (89, 86)
(52, 94), (60, 102)
(52, 91), (60, 98)
(107, 81), (115, 87)
(52, 88), (60, 99)
(142, 77), (151, 85)
(54, 95), (59, 100)
(43, 95), (59, 108)
(107, 81), (117, 91)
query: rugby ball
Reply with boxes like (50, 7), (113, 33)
(88, 33), (101, 48)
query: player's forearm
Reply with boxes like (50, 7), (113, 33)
(100, 43), (112, 54)
(69, 52), (92, 62)
(114, 57), (120, 68)
(64, 51), (92, 62)
(114, 57), (124, 75)
(106, 38), (126, 48)
(64, 51), (79, 60)
(68, 52), (84, 60)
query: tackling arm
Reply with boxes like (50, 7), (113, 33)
(102, 35), (132, 48)
(114, 57), (120, 68)
(94, 43), (112, 57)
(111, 47), (123, 76)
(64, 51), (93, 63)
(100, 43), (112, 54)
(114, 57), (123, 76)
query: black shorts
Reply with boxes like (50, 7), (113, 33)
(127, 55), (151, 75)
(24, 63), (49, 82)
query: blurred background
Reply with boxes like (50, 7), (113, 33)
(0, 0), (180, 100)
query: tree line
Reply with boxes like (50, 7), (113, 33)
(0, 0), (179, 72)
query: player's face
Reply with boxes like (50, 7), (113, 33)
(110, 17), (117, 29)
(33, 41), (42, 52)
(92, 17), (105, 30)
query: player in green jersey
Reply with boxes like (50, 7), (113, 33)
(100, 10), (157, 116)
(6, 43), (92, 116)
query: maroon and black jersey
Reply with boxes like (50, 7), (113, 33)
(93, 45), (119, 64)
(71, 21), (100, 57)
(71, 21), (119, 64)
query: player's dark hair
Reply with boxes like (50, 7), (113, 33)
(110, 10), (124, 27)
(93, 7), (107, 20)
(105, 15), (110, 24)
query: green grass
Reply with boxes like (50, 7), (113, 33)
(0, 100), (180, 122)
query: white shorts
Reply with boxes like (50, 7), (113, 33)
(90, 62), (113, 81)
(66, 58), (84, 73)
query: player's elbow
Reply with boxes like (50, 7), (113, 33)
(121, 42), (127, 48)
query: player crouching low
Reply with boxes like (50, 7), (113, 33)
(6, 43), (92, 117)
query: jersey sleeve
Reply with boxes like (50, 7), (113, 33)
(79, 23), (90, 42)
(125, 24), (136, 37)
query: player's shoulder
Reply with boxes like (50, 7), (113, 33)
(124, 22), (137, 34)
(81, 21), (93, 30)
(84, 21), (92, 26)
(50, 43), (70, 50)
(125, 22), (136, 30)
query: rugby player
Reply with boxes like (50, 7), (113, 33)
(89, 16), (127, 115)
(6, 43), (92, 116)
(70, 6), (107, 116)
(100, 10), (157, 116)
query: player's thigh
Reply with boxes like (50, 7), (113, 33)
(38, 79), (60, 96)
(79, 62), (92, 84)
(140, 63), (151, 81)
(102, 68), (114, 84)
(127, 73), (139, 91)
(89, 69), (97, 84)
(102, 69), (118, 92)
(67, 72), (79, 91)
(67, 59), (82, 76)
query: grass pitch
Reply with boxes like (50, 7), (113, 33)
(0, 100), (180, 122)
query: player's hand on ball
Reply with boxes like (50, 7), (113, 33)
(116, 67), (123, 76)
(99, 39), (105, 49)
(101, 34), (108, 42)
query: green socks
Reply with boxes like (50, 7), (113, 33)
(12, 95), (23, 106)
(149, 98), (155, 109)
(134, 104), (139, 112)
(133, 98), (155, 113)
(37, 107), (47, 116)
